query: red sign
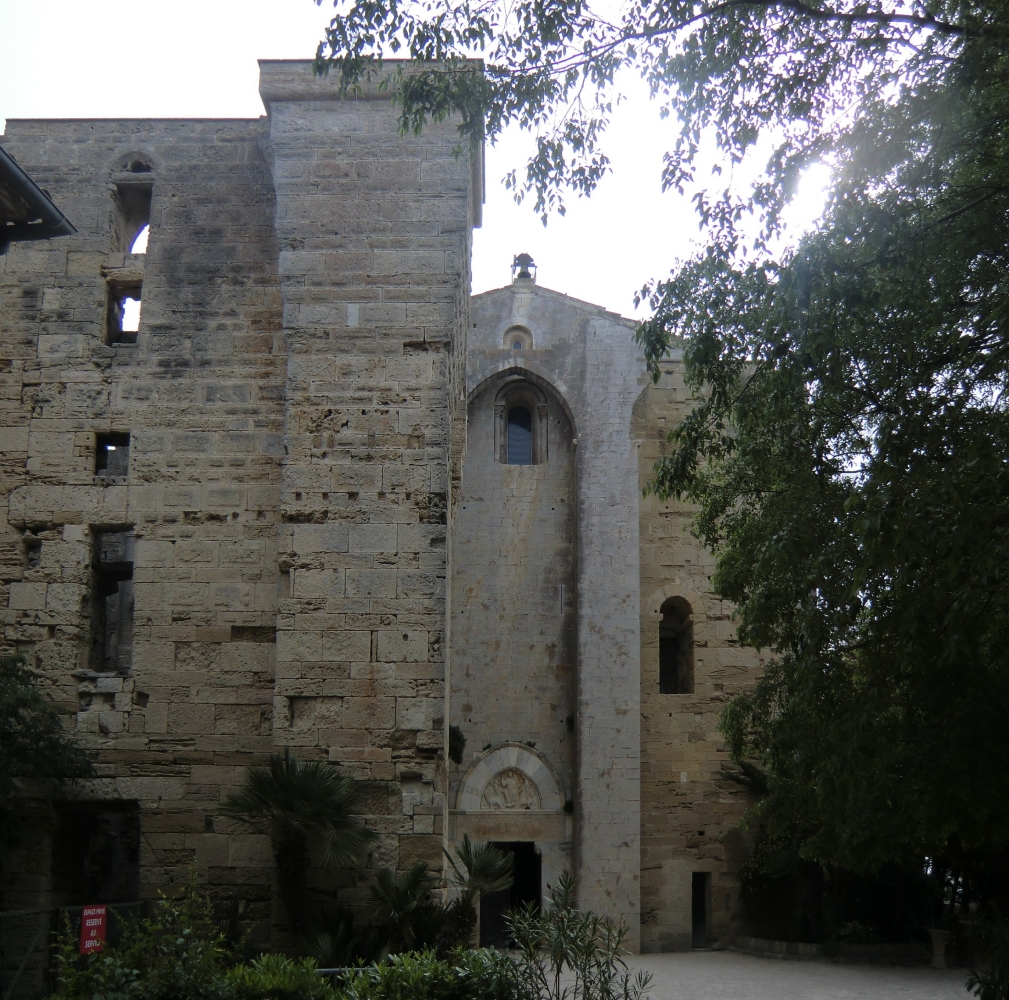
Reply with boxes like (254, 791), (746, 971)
(79, 906), (107, 955)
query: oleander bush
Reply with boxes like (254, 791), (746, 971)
(506, 874), (650, 1000)
(52, 879), (233, 1000)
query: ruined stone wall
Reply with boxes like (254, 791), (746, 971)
(0, 116), (283, 916)
(633, 359), (763, 952)
(0, 60), (480, 932)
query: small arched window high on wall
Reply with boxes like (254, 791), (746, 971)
(507, 406), (533, 465)
(659, 596), (693, 693)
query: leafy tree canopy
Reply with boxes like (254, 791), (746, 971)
(317, 0), (1009, 878)
(0, 653), (93, 838)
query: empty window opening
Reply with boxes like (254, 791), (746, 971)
(95, 433), (130, 477)
(480, 842), (541, 948)
(512, 339), (523, 350)
(92, 529), (134, 674)
(692, 872), (711, 948)
(507, 406), (533, 465)
(112, 183), (152, 255)
(107, 281), (142, 345)
(129, 224), (149, 254)
(659, 596), (694, 693)
(51, 801), (140, 907)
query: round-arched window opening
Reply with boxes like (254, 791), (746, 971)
(503, 325), (532, 352)
(659, 596), (693, 693)
(507, 406), (533, 465)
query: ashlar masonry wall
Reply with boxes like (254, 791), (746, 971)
(0, 61), (480, 934)
(633, 356), (763, 952)
(260, 61), (478, 913)
(0, 115), (284, 916)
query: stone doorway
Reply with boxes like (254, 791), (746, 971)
(479, 842), (542, 947)
(691, 872), (711, 949)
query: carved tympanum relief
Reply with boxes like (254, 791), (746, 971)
(480, 768), (541, 810)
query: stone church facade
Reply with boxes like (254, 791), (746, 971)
(0, 61), (761, 951)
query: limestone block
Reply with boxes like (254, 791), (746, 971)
(376, 630), (428, 663)
(292, 569), (343, 599)
(276, 630), (322, 662)
(322, 630), (370, 662)
(349, 524), (398, 553)
(291, 524), (350, 553)
(143, 703), (169, 734)
(396, 696), (436, 731)
(342, 697), (396, 731)
(345, 569), (396, 598)
(8, 582), (46, 610)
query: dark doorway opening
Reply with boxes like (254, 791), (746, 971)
(51, 801), (140, 906)
(691, 871), (711, 948)
(479, 842), (542, 947)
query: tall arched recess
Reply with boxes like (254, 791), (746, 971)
(448, 368), (577, 906)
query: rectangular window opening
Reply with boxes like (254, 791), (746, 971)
(106, 280), (142, 345)
(95, 432), (130, 477)
(92, 529), (134, 675)
(659, 635), (679, 694)
(114, 182), (152, 255)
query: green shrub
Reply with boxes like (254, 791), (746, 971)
(507, 874), (650, 1000)
(336, 949), (519, 1000)
(229, 954), (336, 1000)
(52, 879), (233, 1000)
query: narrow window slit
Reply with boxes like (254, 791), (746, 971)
(92, 529), (134, 675)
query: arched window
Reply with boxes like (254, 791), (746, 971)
(659, 597), (693, 693)
(494, 379), (551, 464)
(503, 325), (532, 352)
(507, 406), (533, 465)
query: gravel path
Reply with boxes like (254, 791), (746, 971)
(627, 951), (972, 1000)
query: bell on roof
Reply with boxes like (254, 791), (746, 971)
(511, 253), (536, 283)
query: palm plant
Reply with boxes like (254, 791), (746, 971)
(441, 835), (514, 948)
(221, 749), (374, 935)
(448, 835), (514, 908)
(368, 861), (444, 955)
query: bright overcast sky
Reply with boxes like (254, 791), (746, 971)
(0, 0), (828, 318)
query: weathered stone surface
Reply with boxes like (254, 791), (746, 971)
(0, 61), (478, 937)
(1, 59), (756, 952)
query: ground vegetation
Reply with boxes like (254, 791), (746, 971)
(52, 874), (645, 1000)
